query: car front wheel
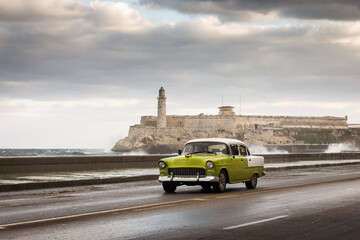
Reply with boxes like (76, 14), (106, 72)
(245, 174), (258, 189)
(163, 182), (177, 193)
(213, 170), (227, 193)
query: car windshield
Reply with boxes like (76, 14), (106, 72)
(183, 142), (229, 155)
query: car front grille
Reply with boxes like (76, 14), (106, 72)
(168, 168), (206, 176)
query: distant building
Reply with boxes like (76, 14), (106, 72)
(112, 88), (358, 153)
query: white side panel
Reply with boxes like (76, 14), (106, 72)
(247, 155), (264, 167)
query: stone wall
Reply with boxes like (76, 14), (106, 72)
(235, 115), (347, 129)
(184, 116), (236, 131)
(167, 115), (185, 128)
(140, 116), (157, 127)
(167, 114), (347, 131)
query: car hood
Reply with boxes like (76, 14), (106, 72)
(165, 154), (228, 168)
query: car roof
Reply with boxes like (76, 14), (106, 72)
(185, 138), (247, 146)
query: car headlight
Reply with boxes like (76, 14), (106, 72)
(206, 161), (215, 169)
(159, 161), (166, 169)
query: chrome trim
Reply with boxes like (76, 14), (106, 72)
(168, 167), (206, 176)
(170, 172), (174, 181)
(159, 176), (219, 182)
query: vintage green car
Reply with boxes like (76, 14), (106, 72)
(158, 138), (265, 193)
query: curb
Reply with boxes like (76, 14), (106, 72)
(1, 161), (360, 192)
(0, 175), (158, 192)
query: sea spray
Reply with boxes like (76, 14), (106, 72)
(325, 143), (359, 153)
(122, 150), (149, 155)
(250, 145), (288, 154)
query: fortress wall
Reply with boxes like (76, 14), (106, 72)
(155, 127), (189, 146)
(280, 117), (347, 128)
(235, 116), (281, 128)
(128, 125), (157, 138)
(166, 116), (185, 128)
(140, 116), (157, 127)
(235, 115), (347, 129)
(156, 127), (183, 135)
(139, 114), (347, 130)
(183, 117), (236, 131)
(154, 125), (239, 145)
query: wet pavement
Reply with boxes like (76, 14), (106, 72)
(1, 159), (360, 186)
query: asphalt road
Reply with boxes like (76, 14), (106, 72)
(1, 165), (360, 240)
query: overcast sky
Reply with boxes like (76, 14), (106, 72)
(1, 0), (360, 149)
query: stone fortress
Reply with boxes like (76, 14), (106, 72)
(112, 88), (360, 153)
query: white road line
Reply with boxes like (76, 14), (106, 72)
(223, 215), (289, 230)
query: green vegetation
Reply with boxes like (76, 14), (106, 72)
(292, 128), (357, 145)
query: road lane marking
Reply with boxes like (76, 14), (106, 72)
(216, 194), (239, 199)
(223, 215), (289, 230)
(133, 205), (170, 212)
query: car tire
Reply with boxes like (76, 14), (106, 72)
(163, 182), (177, 193)
(245, 174), (258, 189)
(213, 170), (227, 193)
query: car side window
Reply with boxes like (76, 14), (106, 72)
(230, 145), (239, 155)
(222, 145), (230, 155)
(239, 145), (247, 156)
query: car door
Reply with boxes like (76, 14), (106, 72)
(238, 145), (251, 181)
(228, 144), (241, 182)
(230, 144), (247, 182)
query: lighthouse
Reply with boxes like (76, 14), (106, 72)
(157, 87), (167, 128)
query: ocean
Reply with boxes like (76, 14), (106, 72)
(0, 149), (123, 157)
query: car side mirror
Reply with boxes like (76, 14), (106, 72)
(178, 149), (182, 155)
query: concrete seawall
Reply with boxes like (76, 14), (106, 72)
(1, 152), (360, 174)
(0, 155), (174, 174)
(262, 152), (360, 163)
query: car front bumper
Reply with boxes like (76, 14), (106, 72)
(158, 176), (219, 182)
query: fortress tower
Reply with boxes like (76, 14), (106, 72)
(218, 106), (235, 116)
(157, 87), (167, 128)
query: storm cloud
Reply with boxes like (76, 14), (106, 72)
(140, 0), (360, 21)
(0, 0), (360, 148)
